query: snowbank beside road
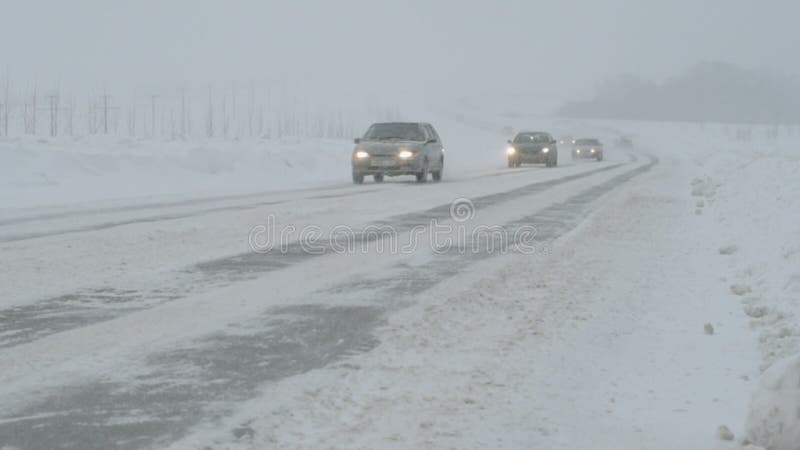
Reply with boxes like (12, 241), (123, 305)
(688, 132), (800, 450)
(638, 122), (800, 450)
(607, 118), (800, 449)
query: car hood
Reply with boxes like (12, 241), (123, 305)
(357, 141), (424, 156)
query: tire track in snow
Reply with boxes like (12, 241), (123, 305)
(0, 190), (386, 243)
(0, 162), (565, 241)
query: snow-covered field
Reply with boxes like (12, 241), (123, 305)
(0, 135), (352, 210)
(0, 111), (798, 450)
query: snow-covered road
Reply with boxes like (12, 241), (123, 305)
(1, 115), (795, 450)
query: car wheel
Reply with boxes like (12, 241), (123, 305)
(508, 159), (516, 168)
(416, 164), (428, 183)
(373, 173), (384, 183)
(431, 162), (443, 182)
(352, 172), (364, 184)
(597, 154), (604, 161)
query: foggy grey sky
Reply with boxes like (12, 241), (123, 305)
(3, 0), (799, 103)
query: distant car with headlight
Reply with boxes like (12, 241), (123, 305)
(351, 122), (445, 184)
(572, 138), (604, 161)
(559, 135), (576, 146)
(506, 131), (558, 168)
(616, 135), (633, 148)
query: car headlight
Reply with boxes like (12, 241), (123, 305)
(542, 147), (549, 154)
(506, 146), (516, 155)
(576, 149), (581, 154)
(590, 148), (596, 153)
(398, 150), (415, 159)
(355, 150), (369, 159)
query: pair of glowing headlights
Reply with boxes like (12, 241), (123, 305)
(575, 148), (597, 154)
(354, 150), (415, 159)
(506, 147), (549, 155)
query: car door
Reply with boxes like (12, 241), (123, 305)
(419, 124), (433, 166)
(424, 124), (444, 169)
(432, 126), (444, 168)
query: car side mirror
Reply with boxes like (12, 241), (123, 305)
(551, 139), (557, 145)
(354, 138), (361, 144)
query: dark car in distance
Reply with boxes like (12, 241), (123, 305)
(351, 122), (445, 184)
(506, 131), (558, 168)
(572, 138), (604, 161)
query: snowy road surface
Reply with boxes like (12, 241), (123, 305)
(0, 117), (787, 449)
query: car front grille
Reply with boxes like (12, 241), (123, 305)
(370, 155), (399, 167)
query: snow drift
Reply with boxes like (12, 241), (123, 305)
(747, 354), (800, 450)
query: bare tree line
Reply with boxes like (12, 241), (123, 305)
(0, 79), (401, 141)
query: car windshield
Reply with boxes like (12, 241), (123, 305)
(513, 133), (549, 143)
(363, 123), (425, 141)
(576, 139), (601, 145)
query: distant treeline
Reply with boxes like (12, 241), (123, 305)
(559, 62), (800, 124)
(0, 81), (402, 141)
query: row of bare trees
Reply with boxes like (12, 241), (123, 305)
(0, 80), (401, 141)
(717, 123), (799, 143)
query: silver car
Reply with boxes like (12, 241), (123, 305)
(351, 122), (445, 184)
